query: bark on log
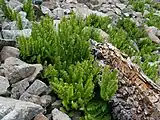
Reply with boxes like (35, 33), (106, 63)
(90, 40), (160, 120)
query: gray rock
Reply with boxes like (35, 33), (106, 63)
(156, 30), (160, 37)
(143, 10), (150, 16)
(41, 6), (53, 17)
(0, 76), (10, 95)
(42, 1), (57, 10)
(27, 64), (43, 82)
(2, 57), (42, 84)
(19, 92), (41, 104)
(2, 21), (17, 30)
(2, 29), (31, 39)
(66, 0), (78, 3)
(26, 79), (48, 95)
(0, 96), (43, 120)
(0, 38), (16, 50)
(8, 0), (23, 9)
(1, 46), (19, 62)
(53, 7), (65, 19)
(116, 3), (126, 10)
(52, 108), (71, 120)
(73, 6), (108, 18)
(114, 8), (121, 15)
(11, 78), (29, 99)
(3, 57), (36, 84)
(40, 95), (52, 107)
(145, 25), (160, 44)
(51, 100), (62, 109)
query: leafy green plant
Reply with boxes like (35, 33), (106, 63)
(17, 13), (23, 30)
(18, 13), (119, 119)
(85, 14), (111, 32)
(116, 18), (147, 40)
(145, 12), (160, 29)
(99, 66), (118, 101)
(0, 0), (17, 20)
(108, 27), (136, 56)
(83, 100), (112, 120)
(23, 0), (35, 21)
(44, 60), (100, 111)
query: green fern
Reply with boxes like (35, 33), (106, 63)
(23, 0), (35, 21)
(17, 14), (23, 30)
(44, 60), (100, 111)
(0, 0), (17, 20)
(99, 66), (118, 101)
(83, 100), (112, 120)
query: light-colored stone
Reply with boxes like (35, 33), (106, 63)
(1, 46), (19, 62)
(53, 7), (65, 19)
(7, 0), (23, 9)
(26, 79), (48, 95)
(116, 3), (126, 10)
(66, 0), (78, 3)
(19, 92), (41, 104)
(27, 64), (43, 82)
(2, 21), (17, 30)
(2, 57), (43, 84)
(114, 8), (121, 15)
(0, 76), (10, 95)
(40, 95), (52, 107)
(156, 30), (160, 37)
(145, 25), (160, 44)
(41, 6), (53, 17)
(42, 1), (57, 10)
(3, 57), (36, 84)
(52, 108), (71, 120)
(0, 96), (43, 120)
(51, 100), (62, 109)
(11, 79), (29, 99)
(2, 29), (31, 39)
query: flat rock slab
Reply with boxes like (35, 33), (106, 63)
(0, 96), (43, 120)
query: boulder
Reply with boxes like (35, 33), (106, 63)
(0, 96), (43, 120)
(1, 46), (19, 62)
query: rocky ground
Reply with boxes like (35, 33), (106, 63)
(0, 0), (160, 120)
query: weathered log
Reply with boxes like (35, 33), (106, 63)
(90, 40), (160, 120)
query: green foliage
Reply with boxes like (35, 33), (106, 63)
(44, 60), (100, 111)
(0, 0), (23, 30)
(18, 14), (94, 66)
(18, 13), (119, 119)
(17, 14), (23, 30)
(116, 18), (147, 40)
(145, 12), (160, 29)
(129, 0), (153, 13)
(151, 2), (160, 10)
(133, 38), (159, 81)
(85, 14), (111, 32)
(83, 100), (112, 120)
(23, 0), (35, 21)
(108, 27), (136, 56)
(99, 66), (118, 101)
(0, 0), (17, 20)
